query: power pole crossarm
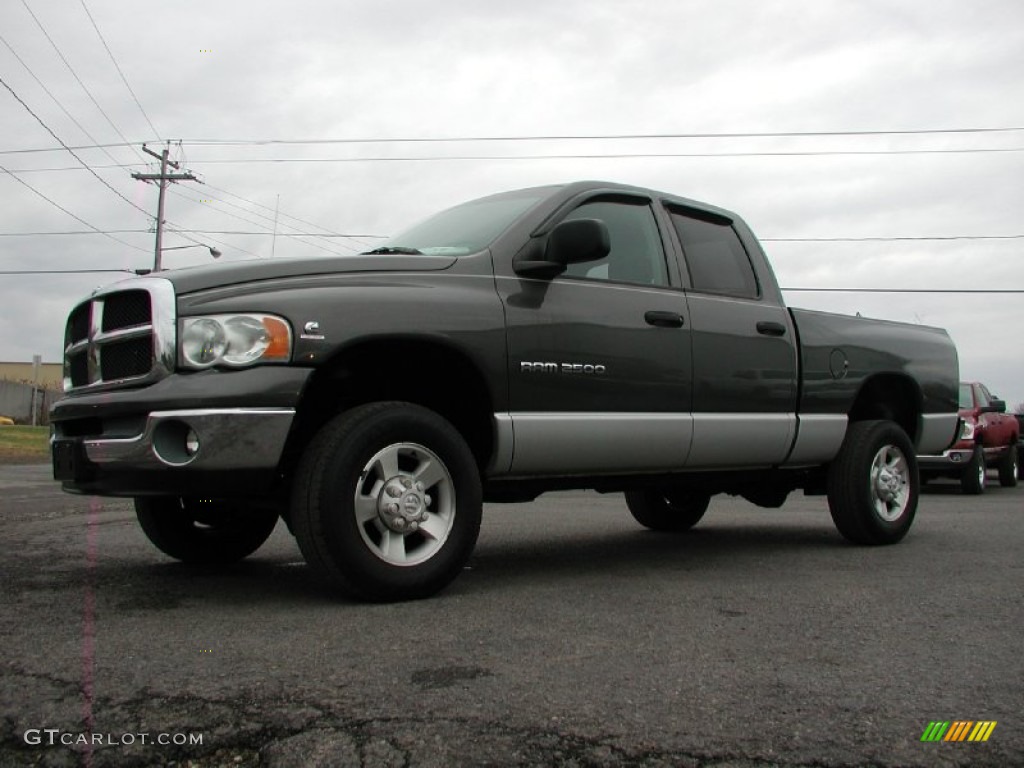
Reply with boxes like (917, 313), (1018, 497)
(131, 143), (198, 271)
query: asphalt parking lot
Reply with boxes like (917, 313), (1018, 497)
(0, 463), (1020, 767)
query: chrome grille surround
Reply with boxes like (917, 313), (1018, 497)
(63, 278), (176, 393)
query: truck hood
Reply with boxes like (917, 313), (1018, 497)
(153, 254), (458, 295)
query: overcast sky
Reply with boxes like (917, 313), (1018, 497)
(1, 0), (1022, 406)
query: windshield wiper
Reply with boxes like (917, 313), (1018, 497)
(361, 246), (423, 255)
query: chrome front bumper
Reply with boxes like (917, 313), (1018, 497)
(74, 408), (295, 471)
(917, 447), (974, 470)
(52, 407), (297, 497)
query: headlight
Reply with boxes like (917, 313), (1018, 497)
(179, 314), (292, 369)
(959, 419), (975, 441)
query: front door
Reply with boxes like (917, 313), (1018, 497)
(496, 195), (694, 475)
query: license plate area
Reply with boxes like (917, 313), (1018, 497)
(52, 440), (92, 482)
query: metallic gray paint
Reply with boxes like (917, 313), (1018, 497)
(784, 413), (848, 465)
(686, 413), (796, 468)
(791, 308), (959, 419)
(493, 411), (815, 477)
(917, 412), (960, 454)
(52, 181), (961, 498)
(495, 412), (693, 476)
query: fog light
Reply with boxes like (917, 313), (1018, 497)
(152, 420), (199, 466)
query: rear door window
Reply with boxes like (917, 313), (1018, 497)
(668, 207), (759, 299)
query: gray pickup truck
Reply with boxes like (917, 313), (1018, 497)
(51, 181), (960, 601)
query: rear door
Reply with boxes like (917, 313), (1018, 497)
(662, 203), (798, 467)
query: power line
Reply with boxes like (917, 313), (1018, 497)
(0, 161), (147, 253)
(0, 143), (140, 156)
(0, 229), (385, 238)
(166, 187), (359, 256)
(180, 126), (1024, 146)
(0, 75), (152, 220)
(77, 0), (161, 140)
(0, 164), (142, 173)
(2, 230), (1022, 243)
(199, 181), (378, 249)
(0, 33), (122, 167)
(3, 125), (1024, 157)
(179, 147), (1024, 165)
(19, 0), (144, 164)
(0, 269), (133, 275)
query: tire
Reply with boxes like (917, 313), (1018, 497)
(291, 402), (482, 602)
(625, 489), (711, 532)
(135, 497), (279, 564)
(997, 444), (1018, 488)
(827, 420), (918, 545)
(960, 445), (987, 495)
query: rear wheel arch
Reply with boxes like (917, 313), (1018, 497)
(847, 374), (922, 445)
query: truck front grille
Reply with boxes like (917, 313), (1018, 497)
(62, 279), (176, 393)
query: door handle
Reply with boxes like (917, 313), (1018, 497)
(645, 310), (685, 328)
(756, 321), (787, 337)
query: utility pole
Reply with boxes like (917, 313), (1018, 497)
(30, 354), (41, 427)
(132, 143), (196, 271)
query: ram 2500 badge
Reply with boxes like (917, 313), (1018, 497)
(51, 181), (960, 601)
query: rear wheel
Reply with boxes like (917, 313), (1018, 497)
(827, 420), (918, 545)
(625, 489), (711, 532)
(997, 444), (1018, 488)
(960, 445), (986, 495)
(291, 402), (482, 602)
(135, 497), (279, 563)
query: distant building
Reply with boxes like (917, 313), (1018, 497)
(0, 361), (63, 391)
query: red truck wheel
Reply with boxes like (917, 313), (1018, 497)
(135, 497), (280, 564)
(960, 446), (987, 495)
(290, 402), (482, 602)
(997, 444), (1018, 488)
(827, 420), (918, 545)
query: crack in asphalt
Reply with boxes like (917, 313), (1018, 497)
(0, 664), (991, 768)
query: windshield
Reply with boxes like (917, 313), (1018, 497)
(958, 383), (973, 409)
(374, 188), (548, 256)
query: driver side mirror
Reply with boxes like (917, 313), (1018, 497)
(545, 218), (611, 266)
(983, 398), (1006, 414)
(513, 219), (610, 278)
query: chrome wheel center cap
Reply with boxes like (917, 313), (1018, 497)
(876, 469), (900, 501)
(378, 476), (431, 532)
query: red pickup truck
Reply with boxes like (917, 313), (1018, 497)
(919, 381), (1020, 493)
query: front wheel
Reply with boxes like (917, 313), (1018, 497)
(135, 497), (280, 563)
(827, 420), (918, 545)
(291, 402), (482, 602)
(625, 489), (711, 532)
(997, 444), (1018, 488)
